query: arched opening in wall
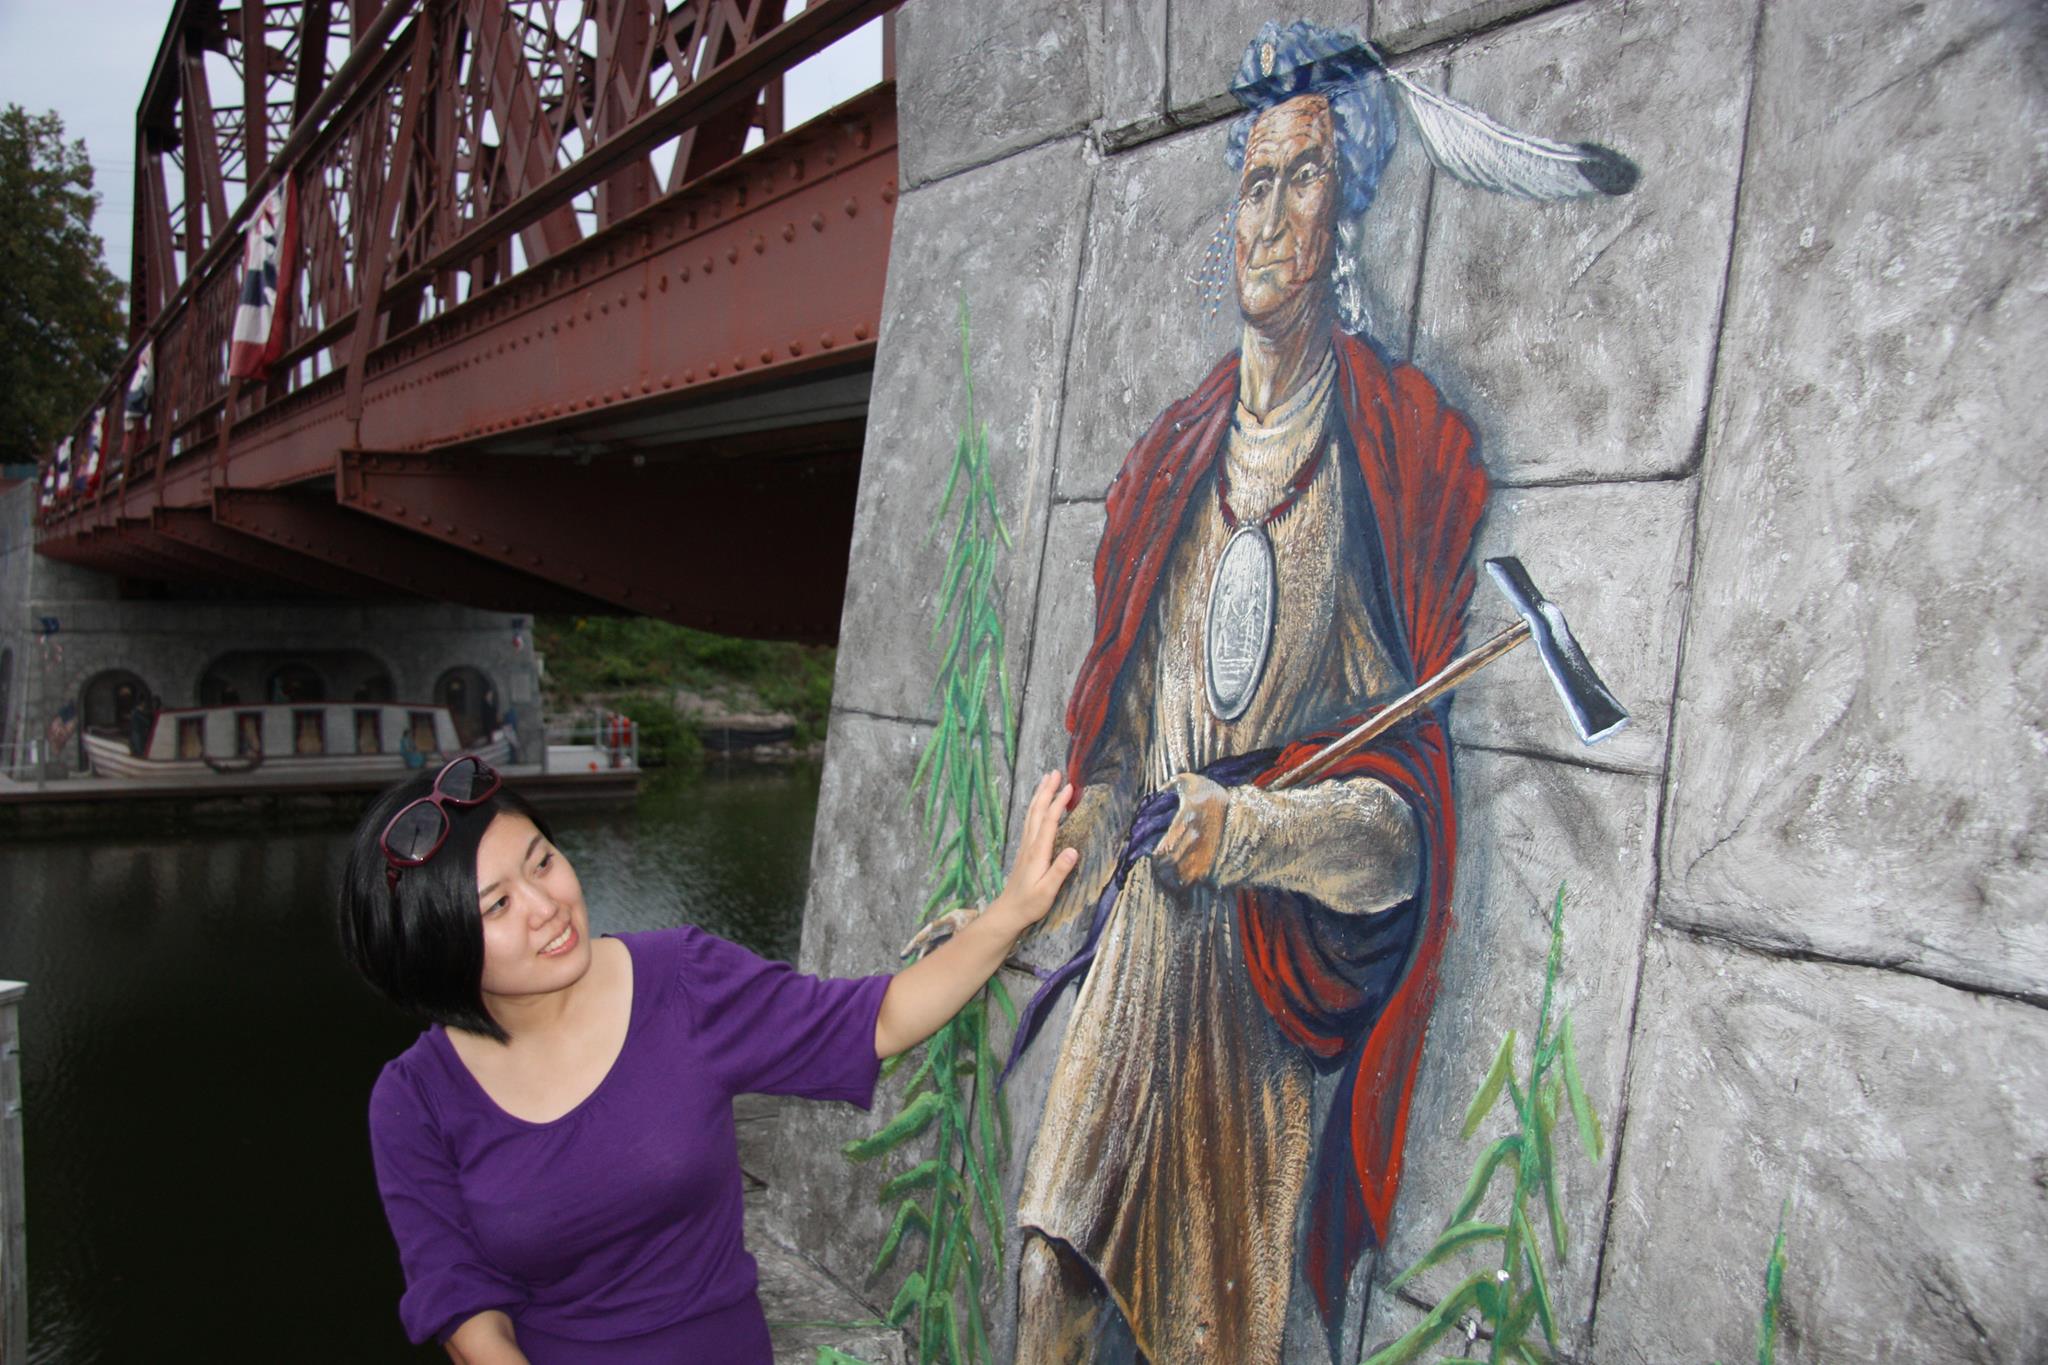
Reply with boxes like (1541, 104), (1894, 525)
(435, 667), (500, 748)
(267, 663), (326, 703)
(198, 670), (243, 706)
(81, 669), (155, 755)
(196, 651), (395, 709)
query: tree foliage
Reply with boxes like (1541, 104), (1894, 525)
(0, 105), (127, 464)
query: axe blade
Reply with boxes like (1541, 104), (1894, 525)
(1484, 557), (1630, 745)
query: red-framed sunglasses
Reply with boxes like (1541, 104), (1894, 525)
(381, 755), (502, 891)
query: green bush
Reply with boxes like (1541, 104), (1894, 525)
(534, 614), (834, 743)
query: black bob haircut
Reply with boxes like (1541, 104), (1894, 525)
(338, 768), (556, 1044)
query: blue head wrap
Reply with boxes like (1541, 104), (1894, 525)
(1225, 21), (1398, 221)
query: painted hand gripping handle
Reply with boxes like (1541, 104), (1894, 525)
(1005, 559), (1626, 1083)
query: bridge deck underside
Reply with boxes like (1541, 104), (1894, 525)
(41, 86), (896, 644)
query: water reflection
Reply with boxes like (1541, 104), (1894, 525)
(0, 766), (820, 1363)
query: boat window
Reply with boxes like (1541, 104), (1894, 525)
(177, 717), (204, 759)
(236, 712), (263, 757)
(294, 710), (326, 756)
(355, 710), (382, 755)
(409, 711), (438, 756)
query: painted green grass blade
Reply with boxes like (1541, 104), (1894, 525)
(871, 1198), (933, 1278)
(1498, 1287), (1541, 1353)
(1759, 1201), (1789, 1365)
(1448, 1135), (1522, 1227)
(887, 1270), (927, 1327)
(1359, 1272), (1491, 1365)
(816, 1350), (877, 1365)
(1530, 1086), (1568, 1260)
(1512, 1204), (1558, 1349)
(1386, 1220), (1508, 1289)
(1558, 1013), (1604, 1159)
(1463, 1030), (1518, 1139)
(844, 1090), (944, 1162)
(879, 1157), (964, 1206)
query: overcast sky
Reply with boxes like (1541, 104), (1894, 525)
(0, 2), (880, 286)
(0, 0), (170, 280)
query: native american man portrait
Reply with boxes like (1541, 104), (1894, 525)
(1002, 21), (1639, 1364)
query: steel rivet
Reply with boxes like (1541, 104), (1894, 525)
(788, 340), (802, 356)
(726, 246), (739, 264)
(782, 222), (795, 242)
(812, 213), (824, 231)
(821, 332), (835, 347)
(844, 197), (858, 216)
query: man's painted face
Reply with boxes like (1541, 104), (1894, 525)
(1234, 96), (1340, 328)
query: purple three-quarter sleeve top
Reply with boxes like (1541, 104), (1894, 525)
(367, 926), (890, 1362)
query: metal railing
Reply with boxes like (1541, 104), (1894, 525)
(36, 0), (894, 530)
(543, 705), (640, 773)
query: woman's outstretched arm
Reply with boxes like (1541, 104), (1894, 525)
(873, 771), (1080, 1059)
(445, 1311), (527, 1364)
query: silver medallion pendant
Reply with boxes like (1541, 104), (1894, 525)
(1205, 524), (1278, 722)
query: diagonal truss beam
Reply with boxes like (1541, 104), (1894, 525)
(336, 441), (859, 641)
(152, 505), (407, 599)
(212, 486), (614, 614)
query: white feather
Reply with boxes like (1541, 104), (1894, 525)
(1387, 69), (1636, 200)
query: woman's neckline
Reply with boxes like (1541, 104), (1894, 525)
(432, 932), (643, 1129)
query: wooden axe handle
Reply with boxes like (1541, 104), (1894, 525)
(1268, 618), (1533, 791)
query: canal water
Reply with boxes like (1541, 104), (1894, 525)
(0, 767), (822, 1363)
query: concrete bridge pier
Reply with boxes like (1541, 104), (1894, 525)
(0, 980), (23, 1365)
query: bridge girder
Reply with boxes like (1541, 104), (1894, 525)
(336, 438), (860, 643)
(42, 1), (896, 643)
(212, 488), (615, 616)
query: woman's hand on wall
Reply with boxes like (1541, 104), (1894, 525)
(875, 772), (1079, 1058)
(984, 770), (1083, 937)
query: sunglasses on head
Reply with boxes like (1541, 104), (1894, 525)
(381, 756), (503, 892)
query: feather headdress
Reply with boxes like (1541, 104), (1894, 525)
(1230, 20), (1639, 205)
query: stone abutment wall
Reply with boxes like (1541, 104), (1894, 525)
(764, 2), (2046, 1360)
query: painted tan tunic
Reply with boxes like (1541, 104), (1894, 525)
(1017, 349), (1422, 1363)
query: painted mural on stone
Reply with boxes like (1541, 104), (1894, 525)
(1001, 21), (1640, 1363)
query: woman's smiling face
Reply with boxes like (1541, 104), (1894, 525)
(473, 810), (593, 1003)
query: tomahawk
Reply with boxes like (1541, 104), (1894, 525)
(1271, 556), (1627, 789)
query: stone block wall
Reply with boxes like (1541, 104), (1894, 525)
(771, 1), (2046, 1361)
(0, 483), (544, 771)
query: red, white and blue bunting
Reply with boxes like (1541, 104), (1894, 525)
(53, 437), (73, 499)
(80, 412), (102, 497)
(124, 341), (153, 440)
(228, 177), (299, 382)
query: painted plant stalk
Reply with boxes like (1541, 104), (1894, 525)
(1364, 884), (1603, 1365)
(841, 296), (1016, 1365)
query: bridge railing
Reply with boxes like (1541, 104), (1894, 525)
(38, 0), (895, 529)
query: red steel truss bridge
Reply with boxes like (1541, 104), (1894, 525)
(35, 0), (901, 641)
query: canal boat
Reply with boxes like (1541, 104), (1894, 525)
(81, 701), (512, 780)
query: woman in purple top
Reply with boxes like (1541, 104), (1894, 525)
(338, 757), (1079, 1363)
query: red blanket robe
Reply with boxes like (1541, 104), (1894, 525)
(1061, 329), (1489, 1340)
